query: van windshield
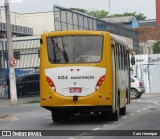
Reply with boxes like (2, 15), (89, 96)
(47, 36), (103, 64)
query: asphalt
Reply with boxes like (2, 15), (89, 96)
(0, 93), (160, 119)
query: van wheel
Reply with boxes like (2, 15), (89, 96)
(131, 88), (138, 99)
(51, 111), (61, 122)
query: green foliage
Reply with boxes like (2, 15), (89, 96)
(152, 41), (160, 54)
(112, 12), (147, 20)
(70, 8), (108, 19)
(70, 8), (146, 20)
(88, 10), (108, 19)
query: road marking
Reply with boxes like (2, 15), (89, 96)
(154, 101), (159, 105)
(44, 117), (52, 119)
(68, 138), (75, 139)
(78, 132), (88, 136)
(48, 120), (53, 123)
(102, 124), (109, 127)
(122, 116), (127, 119)
(129, 113), (135, 116)
(92, 128), (101, 130)
(142, 107), (147, 110)
(136, 110), (142, 113)
(137, 100), (160, 105)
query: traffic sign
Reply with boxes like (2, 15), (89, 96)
(10, 58), (17, 67)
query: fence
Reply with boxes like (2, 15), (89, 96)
(0, 36), (40, 98)
(132, 54), (160, 93)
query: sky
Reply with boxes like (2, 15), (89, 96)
(0, 0), (156, 19)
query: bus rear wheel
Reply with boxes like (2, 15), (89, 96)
(51, 111), (61, 122)
(111, 96), (120, 121)
(101, 112), (111, 121)
(120, 106), (126, 115)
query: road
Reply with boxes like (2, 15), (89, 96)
(0, 94), (160, 139)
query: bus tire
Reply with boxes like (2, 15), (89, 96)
(120, 106), (126, 115)
(51, 111), (61, 122)
(101, 112), (111, 121)
(62, 112), (70, 122)
(111, 96), (120, 121)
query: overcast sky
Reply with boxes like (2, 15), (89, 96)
(0, 0), (156, 19)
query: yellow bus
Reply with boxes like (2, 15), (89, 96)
(40, 30), (134, 122)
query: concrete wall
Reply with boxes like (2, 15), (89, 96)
(139, 40), (156, 54)
(21, 12), (55, 35)
(0, 9), (55, 35)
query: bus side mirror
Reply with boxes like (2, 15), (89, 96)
(131, 56), (135, 65)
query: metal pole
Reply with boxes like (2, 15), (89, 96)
(4, 0), (17, 105)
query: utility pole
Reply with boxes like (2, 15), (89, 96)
(4, 0), (17, 105)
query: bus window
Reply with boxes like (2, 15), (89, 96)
(121, 45), (124, 70)
(47, 36), (103, 64)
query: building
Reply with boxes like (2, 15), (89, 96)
(0, 5), (140, 79)
(135, 0), (160, 54)
(139, 19), (156, 27)
(0, 9), (54, 36)
(0, 36), (40, 78)
(136, 26), (160, 54)
(102, 16), (139, 28)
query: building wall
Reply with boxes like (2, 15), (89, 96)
(139, 40), (156, 54)
(136, 26), (160, 54)
(136, 26), (160, 43)
(0, 36), (40, 78)
(0, 9), (22, 25)
(0, 9), (55, 35)
(132, 17), (139, 28)
(21, 12), (55, 35)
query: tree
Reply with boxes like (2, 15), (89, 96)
(112, 12), (147, 20)
(88, 10), (108, 19)
(70, 8), (108, 19)
(152, 41), (160, 54)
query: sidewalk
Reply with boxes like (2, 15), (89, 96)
(0, 96), (40, 105)
(0, 96), (40, 119)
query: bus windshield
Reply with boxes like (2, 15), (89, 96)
(47, 35), (103, 64)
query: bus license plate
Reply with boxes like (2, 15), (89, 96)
(69, 87), (82, 93)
